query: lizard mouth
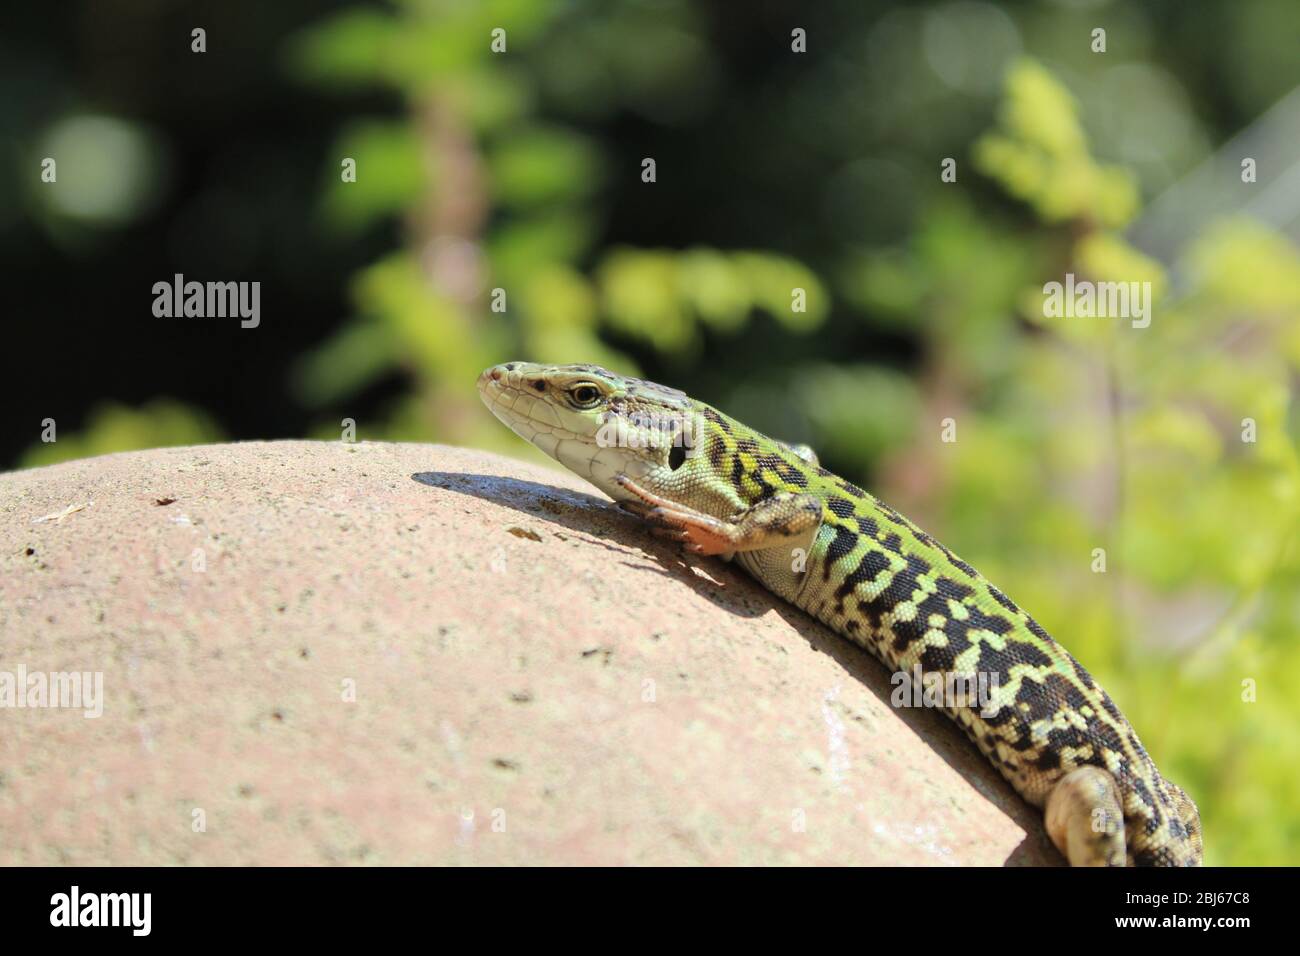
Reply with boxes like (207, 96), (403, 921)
(477, 364), (573, 446)
(477, 363), (649, 500)
(483, 369), (553, 450)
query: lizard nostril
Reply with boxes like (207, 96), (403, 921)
(490, 367), (503, 381)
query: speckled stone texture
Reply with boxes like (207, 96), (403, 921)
(0, 441), (1061, 865)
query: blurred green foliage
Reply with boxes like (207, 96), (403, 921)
(19, 0), (1299, 864)
(20, 400), (223, 468)
(278, 0), (837, 451)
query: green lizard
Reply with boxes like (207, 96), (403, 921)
(477, 361), (1203, 866)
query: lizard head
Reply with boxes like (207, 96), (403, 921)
(478, 362), (706, 503)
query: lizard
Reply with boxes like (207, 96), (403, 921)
(477, 361), (1203, 866)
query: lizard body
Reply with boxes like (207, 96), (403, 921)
(478, 361), (1202, 866)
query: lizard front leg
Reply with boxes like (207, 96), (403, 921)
(614, 474), (822, 558)
(1044, 766), (1127, 866)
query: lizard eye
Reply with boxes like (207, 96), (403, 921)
(569, 384), (601, 408)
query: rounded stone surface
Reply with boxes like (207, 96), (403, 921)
(0, 441), (1060, 865)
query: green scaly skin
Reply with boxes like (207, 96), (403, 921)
(478, 361), (1203, 866)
